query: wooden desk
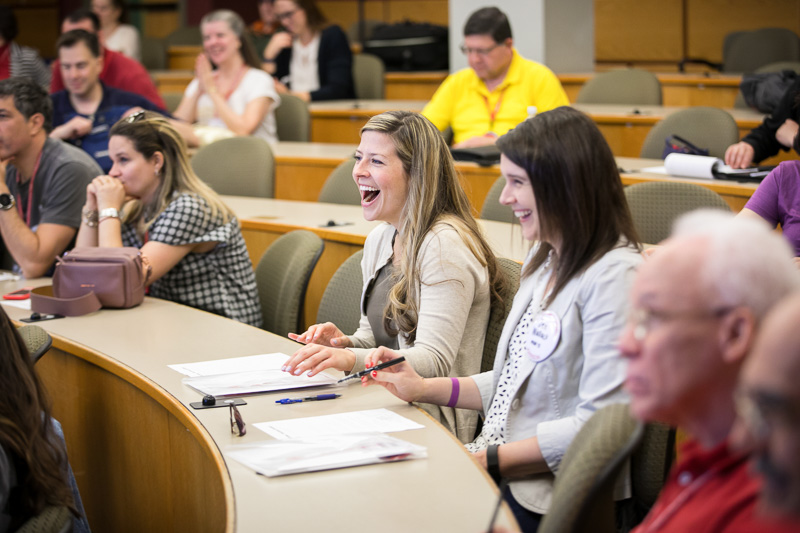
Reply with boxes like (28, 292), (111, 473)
(384, 71), (447, 100)
(558, 73), (743, 108)
(168, 46), (203, 70)
(152, 69), (193, 94)
(1, 285), (518, 532)
(224, 196), (528, 328)
(309, 100), (426, 144)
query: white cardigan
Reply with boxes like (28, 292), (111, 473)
(472, 243), (642, 513)
(348, 222), (491, 443)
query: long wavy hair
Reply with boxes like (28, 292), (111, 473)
(0, 308), (76, 527)
(496, 106), (640, 304)
(110, 112), (234, 235)
(360, 111), (505, 342)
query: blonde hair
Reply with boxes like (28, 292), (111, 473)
(109, 112), (233, 235)
(360, 111), (505, 342)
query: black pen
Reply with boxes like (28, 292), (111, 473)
(337, 356), (406, 384)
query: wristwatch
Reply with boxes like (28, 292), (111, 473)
(486, 444), (502, 485)
(0, 193), (15, 211)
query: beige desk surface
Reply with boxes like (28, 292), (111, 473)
(1, 285), (519, 532)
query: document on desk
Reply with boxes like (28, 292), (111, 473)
(173, 353), (337, 396)
(226, 433), (427, 477)
(254, 408), (424, 440)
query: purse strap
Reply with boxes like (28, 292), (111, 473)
(30, 286), (102, 317)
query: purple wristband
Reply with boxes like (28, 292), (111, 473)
(447, 378), (460, 408)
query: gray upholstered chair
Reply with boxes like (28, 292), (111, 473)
(624, 181), (731, 245)
(161, 91), (184, 113)
(316, 249), (364, 335)
(538, 403), (644, 533)
(17, 505), (72, 533)
(255, 230), (324, 336)
(481, 257), (521, 374)
(629, 422), (676, 525)
(141, 36), (166, 70)
(576, 69), (662, 105)
(353, 53), (385, 100)
(734, 61), (800, 109)
(723, 28), (800, 73)
(163, 26), (202, 48)
(190, 136), (275, 198)
(639, 107), (739, 160)
(17, 324), (52, 364)
(480, 177), (514, 224)
(318, 158), (360, 205)
(275, 93), (310, 142)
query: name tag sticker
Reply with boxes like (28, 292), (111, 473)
(526, 311), (561, 362)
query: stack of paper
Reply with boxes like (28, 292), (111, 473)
(226, 433), (427, 477)
(169, 353), (338, 396)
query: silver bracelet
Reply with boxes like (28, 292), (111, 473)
(82, 208), (98, 228)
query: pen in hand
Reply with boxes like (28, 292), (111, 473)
(337, 356), (406, 384)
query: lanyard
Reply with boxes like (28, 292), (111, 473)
(15, 148), (43, 227)
(482, 87), (507, 131)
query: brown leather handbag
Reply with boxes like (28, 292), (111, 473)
(31, 247), (146, 316)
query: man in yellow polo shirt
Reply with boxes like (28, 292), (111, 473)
(422, 7), (568, 148)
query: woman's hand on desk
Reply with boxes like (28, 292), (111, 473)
(283, 343), (356, 377)
(724, 142), (755, 169)
(289, 322), (350, 347)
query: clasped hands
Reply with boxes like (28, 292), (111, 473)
(85, 175), (126, 212)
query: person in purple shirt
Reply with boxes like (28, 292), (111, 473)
(739, 134), (800, 266)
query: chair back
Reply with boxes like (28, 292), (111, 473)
(318, 158), (361, 205)
(734, 61), (800, 108)
(256, 230), (324, 336)
(481, 258), (521, 373)
(576, 69), (662, 105)
(141, 37), (166, 70)
(316, 249), (364, 335)
(161, 91), (184, 113)
(164, 26), (202, 47)
(639, 107), (739, 159)
(353, 54), (386, 99)
(480, 177), (514, 223)
(17, 505), (72, 533)
(275, 93), (310, 142)
(17, 324), (52, 364)
(629, 422), (675, 521)
(191, 136), (275, 198)
(624, 181), (731, 245)
(723, 28), (800, 73)
(539, 403), (645, 533)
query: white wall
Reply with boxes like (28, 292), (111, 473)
(448, 0), (593, 73)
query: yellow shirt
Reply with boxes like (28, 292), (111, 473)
(422, 50), (569, 145)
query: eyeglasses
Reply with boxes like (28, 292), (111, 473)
(627, 305), (733, 342)
(228, 401), (246, 437)
(275, 9), (297, 22)
(460, 42), (503, 56)
(735, 388), (800, 440)
(125, 109), (146, 123)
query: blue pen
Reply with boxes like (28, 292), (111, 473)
(275, 393), (341, 404)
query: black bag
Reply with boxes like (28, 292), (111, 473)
(662, 135), (709, 158)
(450, 145), (501, 167)
(739, 70), (797, 114)
(362, 21), (448, 71)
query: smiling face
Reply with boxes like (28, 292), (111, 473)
(59, 42), (102, 99)
(353, 131), (409, 228)
(498, 154), (539, 242)
(107, 135), (163, 204)
(201, 19), (241, 66)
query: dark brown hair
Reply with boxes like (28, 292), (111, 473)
(286, 0), (328, 32)
(496, 106), (640, 303)
(0, 308), (76, 527)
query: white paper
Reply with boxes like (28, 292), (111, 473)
(1, 299), (32, 310)
(255, 408), (425, 440)
(169, 353), (290, 377)
(225, 433), (427, 477)
(639, 166), (669, 175)
(664, 153), (721, 180)
(182, 368), (336, 397)
(0, 272), (20, 282)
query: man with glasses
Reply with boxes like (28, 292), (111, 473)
(620, 209), (800, 532)
(0, 78), (100, 277)
(733, 293), (800, 529)
(421, 6), (568, 149)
